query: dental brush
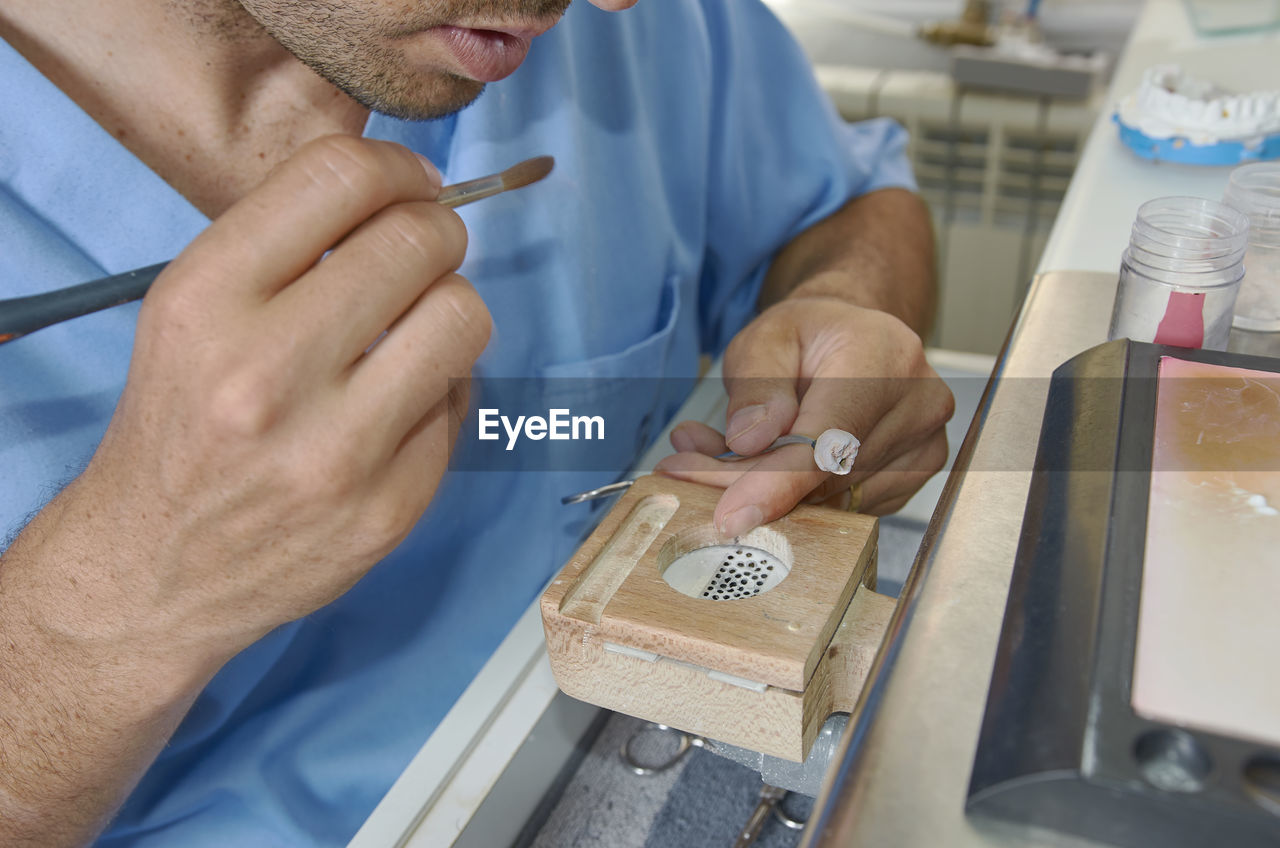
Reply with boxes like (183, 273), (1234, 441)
(0, 156), (555, 344)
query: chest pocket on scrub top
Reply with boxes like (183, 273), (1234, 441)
(538, 272), (697, 564)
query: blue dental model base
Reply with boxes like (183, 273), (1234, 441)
(1114, 113), (1280, 165)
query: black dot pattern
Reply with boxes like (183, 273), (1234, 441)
(700, 547), (774, 601)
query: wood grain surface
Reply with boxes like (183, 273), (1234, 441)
(541, 475), (894, 761)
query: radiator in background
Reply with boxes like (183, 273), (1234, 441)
(819, 66), (1101, 354)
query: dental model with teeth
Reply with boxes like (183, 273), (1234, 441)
(1117, 65), (1280, 146)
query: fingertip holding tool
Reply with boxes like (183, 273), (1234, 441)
(559, 428), (860, 505)
(716, 429), (859, 476)
(0, 155), (556, 344)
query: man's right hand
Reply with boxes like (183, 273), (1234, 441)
(8, 136), (489, 682)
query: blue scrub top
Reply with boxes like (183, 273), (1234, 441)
(0, 1), (913, 844)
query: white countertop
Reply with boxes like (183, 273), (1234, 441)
(1038, 0), (1280, 276)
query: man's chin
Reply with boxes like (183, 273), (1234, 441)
(309, 59), (485, 121)
(354, 73), (487, 122)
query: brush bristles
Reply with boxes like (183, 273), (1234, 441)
(499, 155), (555, 190)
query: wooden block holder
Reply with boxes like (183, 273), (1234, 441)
(541, 475), (895, 763)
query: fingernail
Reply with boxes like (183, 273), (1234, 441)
(670, 427), (696, 453)
(415, 153), (443, 191)
(726, 405), (767, 445)
(718, 505), (763, 538)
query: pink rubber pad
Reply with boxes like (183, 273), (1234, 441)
(1132, 356), (1280, 746)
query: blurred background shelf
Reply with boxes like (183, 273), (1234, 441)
(767, 0), (1142, 355)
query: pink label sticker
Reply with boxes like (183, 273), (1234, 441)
(1153, 291), (1205, 348)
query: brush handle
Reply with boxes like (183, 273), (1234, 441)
(0, 263), (168, 343)
(0, 170), (522, 344)
(436, 174), (505, 207)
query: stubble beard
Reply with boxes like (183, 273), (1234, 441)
(299, 49), (486, 121)
(242, 3), (484, 119)
(222, 0), (568, 121)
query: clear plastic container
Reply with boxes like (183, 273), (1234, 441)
(1222, 162), (1280, 332)
(1183, 0), (1280, 36)
(1108, 196), (1249, 351)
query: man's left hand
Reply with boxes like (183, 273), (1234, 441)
(654, 296), (954, 535)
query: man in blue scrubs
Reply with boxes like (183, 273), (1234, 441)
(0, 0), (953, 844)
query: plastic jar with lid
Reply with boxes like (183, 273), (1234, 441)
(1108, 196), (1249, 351)
(1223, 162), (1280, 332)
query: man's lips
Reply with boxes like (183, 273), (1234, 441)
(433, 21), (553, 83)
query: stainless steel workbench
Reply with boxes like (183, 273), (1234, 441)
(805, 269), (1117, 848)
